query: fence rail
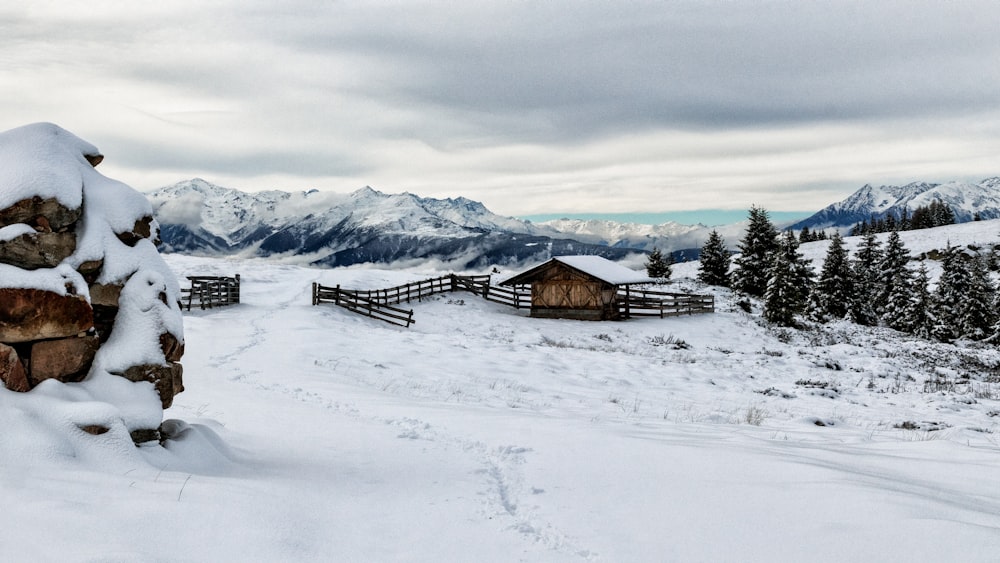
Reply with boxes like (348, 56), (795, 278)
(312, 274), (529, 327)
(312, 274), (711, 326)
(182, 275), (240, 311)
(312, 284), (416, 327)
(618, 287), (714, 318)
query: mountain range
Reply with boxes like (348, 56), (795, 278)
(148, 176), (1000, 267)
(790, 177), (1000, 231)
(148, 179), (637, 269)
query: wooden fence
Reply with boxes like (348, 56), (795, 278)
(311, 284), (416, 327)
(618, 287), (714, 318)
(312, 274), (712, 326)
(182, 275), (241, 311)
(312, 274), (530, 327)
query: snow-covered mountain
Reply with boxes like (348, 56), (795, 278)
(537, 218), (754, 256)
(790, 177), (1000, 231)
(148, 179), (635, 268)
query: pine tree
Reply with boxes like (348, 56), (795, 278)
(955, 254), (996, 340)
(850, 232), (884, 326)
(808, 232), (853, 322)
(902, 263), (934, 338)
(645, 247), (672, 280)
(931, 245), (970, 342)
(875, 231), (911, 319)
(798, 226), (812, 244)
(697, 230), (731, 287)
(732, 206), (778, 298)
(763, 231), (813, 326)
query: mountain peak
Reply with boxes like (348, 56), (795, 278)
(791, 178), (1000, 231)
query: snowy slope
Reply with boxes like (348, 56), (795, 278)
(3, 220), (1000, 560)
(537, 217), (719, 252)
(791, 177), (1000, 230)
(148, 179), (633, 269)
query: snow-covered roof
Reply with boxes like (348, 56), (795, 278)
(502, 255), (652, 286)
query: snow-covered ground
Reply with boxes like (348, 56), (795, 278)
(5, 222), (1000, 561)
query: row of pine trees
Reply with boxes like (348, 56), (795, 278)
(692, 206), (998, 342)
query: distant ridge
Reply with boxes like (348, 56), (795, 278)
(147, 179), (639, 269)
(790, 177), (1000, 231)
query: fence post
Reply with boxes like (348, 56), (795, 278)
(335, 284), (341, 306)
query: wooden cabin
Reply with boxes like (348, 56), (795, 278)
(500, 256), (652, 320)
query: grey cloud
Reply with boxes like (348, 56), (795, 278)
(258, 2), (1000, 140)
(101, 136), (369, 179)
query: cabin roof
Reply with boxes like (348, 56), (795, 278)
(500, 255), (653, 286)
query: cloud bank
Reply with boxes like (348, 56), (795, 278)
(2, 1), (999, 215)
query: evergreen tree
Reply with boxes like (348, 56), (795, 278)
(732, 206), (779, 298)
(875, 231), (911, 319)
(697, 230), (731, 287)
(798, 226), (812, 244)
(645, 247), (672, 280)
(930, 200), (956, 226)
(808, 232), (853, 322)
(902, 263), (934, 338)
(850, 232), (884, 326)
(763, 231), (813, 326)
(956, 254), (996, 340)
(931, 245), (970, 342)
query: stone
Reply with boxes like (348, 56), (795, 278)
(172, 362), (184, 397)
(85, 153), (103, 167)
(0, 288), (93, 343)
(89, 283), (122, 307)
(0, 231), (76, 269)
(0, 196), (81, 232)
(116, 215), (155, 247)
(76, 259), (103, 284)
(0, 342), (30, 392)
(117, 362), (183, 409)
(79, 424), (109, 435)
(129, 428), (160, 444)
(29, 335), (99, 384)
(159, 332), (185, 362)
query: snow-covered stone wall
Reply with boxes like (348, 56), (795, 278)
(0, 123), (184, 444)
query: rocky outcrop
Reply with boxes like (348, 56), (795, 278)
(0, 123), (185, 445)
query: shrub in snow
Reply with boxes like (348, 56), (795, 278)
(0, 123), (184, 444)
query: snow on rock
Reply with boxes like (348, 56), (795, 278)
(0, 122), (99, 210)
(0, 122), (184, 447)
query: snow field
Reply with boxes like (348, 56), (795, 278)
(4, 244), (1000, 561)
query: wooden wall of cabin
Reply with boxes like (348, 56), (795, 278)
(529, 279), (620, 320)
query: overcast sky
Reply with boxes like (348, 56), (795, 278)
(3, 1), (999, 217)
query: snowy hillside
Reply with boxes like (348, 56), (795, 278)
(677, 216), (1000, 284)
(148, 179), (634, 269)
(4, 219), (1000, 560)
(790, 177), (1000, 231)
(537, 217), (745, 254)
